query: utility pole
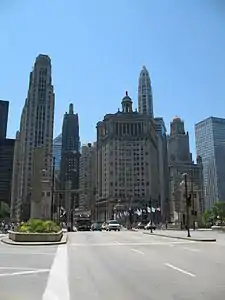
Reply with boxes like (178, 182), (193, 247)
(51, 156), (55, 221)
(184, 173), (191, 237)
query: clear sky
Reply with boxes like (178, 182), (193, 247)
(1, 0), (225, 159)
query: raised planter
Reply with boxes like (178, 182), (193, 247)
(211, 226), (225, 232)
(8, 230), (63, 243)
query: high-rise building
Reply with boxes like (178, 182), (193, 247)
(60, 103), (80, 208)
(168, 117), (204, 224)
(154, 117), (169, 220)
(53, 133), (62, 172)
(195, 117), (225, 209)
(96, 92), (160, 221)
(79, 143), (96, 213)
(0, 100), (14, 209)
(10, 54), (55, 221)
(0, 100), (9, 140)
(138, 66), (154, 117)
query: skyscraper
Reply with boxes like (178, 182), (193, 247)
(195, 117), (225, 209)
(138, 66), (154, 117)
(0, 100), (14, 209)
(10, 54), (55, 220)
(168, 117), (204, 224)
(60, 103), (80, 208)
(53, 133), (62, 172)
(0, 100), (9, 140)
(96, 92), (160, 221)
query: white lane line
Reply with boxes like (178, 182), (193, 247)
(182, 247), (200, 252)
(42, 245), (70, 300)
(0, 267), (38, 270)
(70, 241), (196, 247)
(0, 269), (49, 277)
(131, 248), (145, 255)
(0, 251), (55, 256)
(165, 263), (196, 277)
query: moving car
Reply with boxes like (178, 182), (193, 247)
(91, 222), (102, 231)
(106, 220), (121, 231)
(144, 222), (156, 230)
(136, 221), (148, 229)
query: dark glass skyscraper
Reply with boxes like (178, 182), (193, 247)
(60, 103), (80, 208)
(0, 100), (9, 140)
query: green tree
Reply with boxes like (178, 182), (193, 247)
(212, 202), (225, 222)
(202, 209), (214, 227)
(0, 202), (10, 219)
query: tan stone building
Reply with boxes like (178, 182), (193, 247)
(79, 143), (97, 213)
(96, 92), (160, 221)
(10, 54), (55, 221)
(168, 117), (204, 224)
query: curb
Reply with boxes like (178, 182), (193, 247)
(143, 232), (216, 242)
(1, 233), (68, 246)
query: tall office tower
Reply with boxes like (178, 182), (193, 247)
(53, 133), (62, 172)
(10, 54), (55, 221)
(195, 117), (225, 209)
(60, 103), (80, 208)
(79, 143), (97, 213)
(96, 92), (160, 221)
(138, 66), (154, 117)
(154, 117), (169, 221)
(0, 100), (9, 140)
(168, 117), (204, 224)
(0, 100), (14, 209)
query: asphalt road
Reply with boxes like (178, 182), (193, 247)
(0, 230), (225, 299)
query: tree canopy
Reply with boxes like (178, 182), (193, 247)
(202, 202), (225, 226)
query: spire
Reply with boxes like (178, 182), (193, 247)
(138, 65), (154, 117)
(69, 103), (74, 114)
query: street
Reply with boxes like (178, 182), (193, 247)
(0, 230), (225, 299)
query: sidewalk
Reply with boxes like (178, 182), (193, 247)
(143, 229), (216, 242)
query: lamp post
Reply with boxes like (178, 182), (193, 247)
(51, 156), (55, 221)
(183, 173), (191, 238)
(149, 198), (153, 233)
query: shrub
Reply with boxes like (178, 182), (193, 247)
(16, 219), (61, 233)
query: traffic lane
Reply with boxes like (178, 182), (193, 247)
(68, 234), (208, 300)
(130, 241), (225, 299)
(68, 230), (186, 246)
(0, 244), (57, 300)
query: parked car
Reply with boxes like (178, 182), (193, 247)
(106, 220), (121, 231)
(136, 221), (148, 229)
(91, 222), (102, 231)
(144, 222), (156, 230)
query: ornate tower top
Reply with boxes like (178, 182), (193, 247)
(121, 91), (133, 113)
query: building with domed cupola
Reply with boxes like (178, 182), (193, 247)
(95, 92), (160, 221)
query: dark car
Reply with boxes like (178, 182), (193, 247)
(144, 222), (156, 230)
(91, 222), (102, 231)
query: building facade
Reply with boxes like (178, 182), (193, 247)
(10, 54), (55, 221)
(154, 117), (169, 220)
(138, 66), (154, 117)
(195, 117), (225, 209)
(96, 92), (160, 221)
(53, 133), (62, 172)
(168, 117), (204, 224)
(79, 143), (96, 213)
(0, 100), (14, 210)
(60, 103), (80, 209)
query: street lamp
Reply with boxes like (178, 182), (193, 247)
(51, 157), (56, 221)
(182, 173), (191, 238)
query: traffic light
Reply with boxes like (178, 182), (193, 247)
(187, 194), (192, 207)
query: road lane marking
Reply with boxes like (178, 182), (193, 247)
(42, 245), (70, 300)
(0, 251), (55, 256)
(0, 269), (50, 277)
(70, 241), (196, 247)
(131, 249), (145, 255)
(182, 247), (200, 252)
(165, 263), (196, 277)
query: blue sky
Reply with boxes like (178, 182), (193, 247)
(0, 0), (225, 159)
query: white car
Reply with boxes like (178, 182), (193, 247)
(106, 220), (121, 231)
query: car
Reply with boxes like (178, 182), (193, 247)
(136, 221), (148, 229)
(91, 222), (102, 231)
(106, 220), (121, 231)
(144, 222), (156, 230)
